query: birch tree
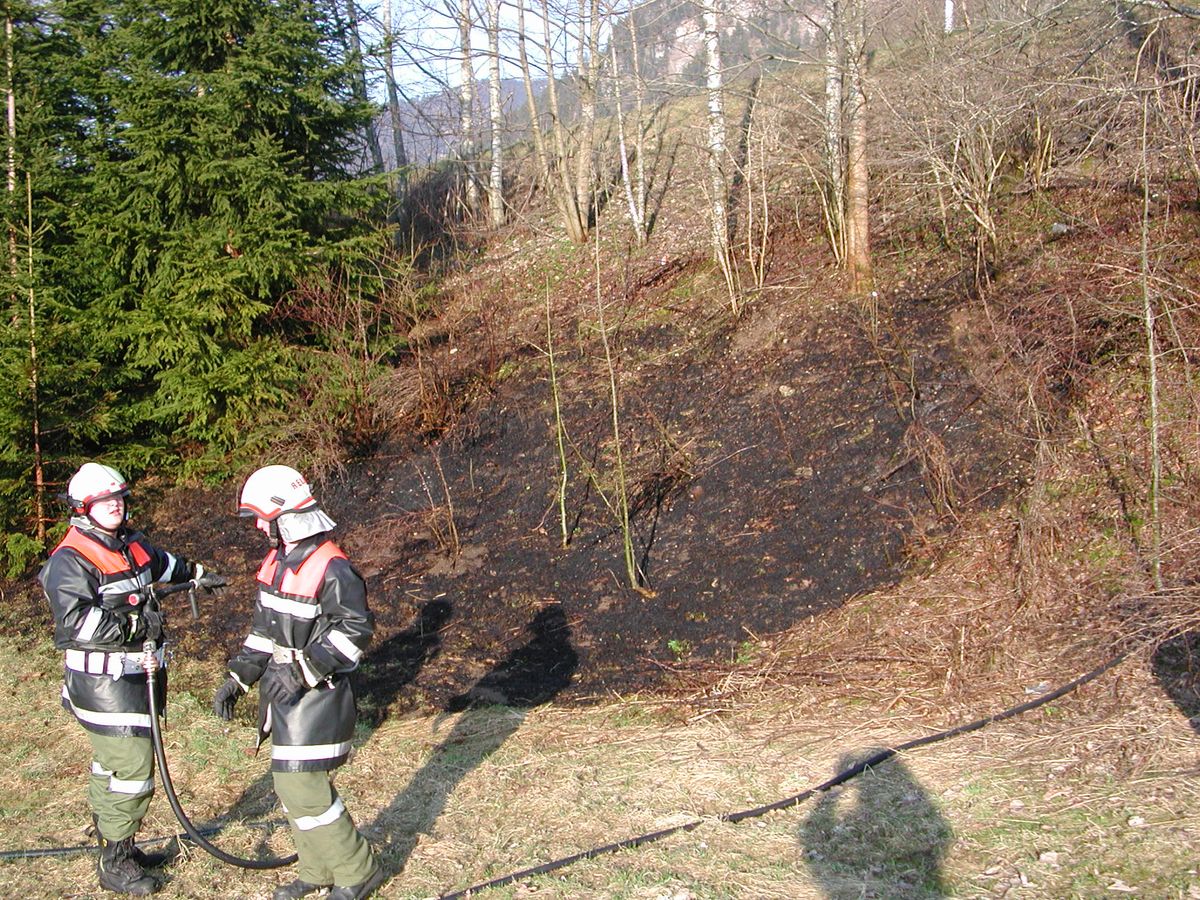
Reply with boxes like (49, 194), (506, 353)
(458, 0), (479, 216)
(703, 0), (729, 267)
(609, 20), (646, 245)
(844, 0), (871, 291)
(822, 0), (845, 266)
(486, 0), (505, 227)
(571, 0), (602, 240)
(819, 0), (870, 289)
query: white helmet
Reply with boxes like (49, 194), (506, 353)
(238, 465), (336, 542)
(238, 465), (317, 521)
(66, 463), (130, 514)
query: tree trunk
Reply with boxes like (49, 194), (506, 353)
(571, 0), (601, 242)
(382, 0), (409, 194)
(844, 0), (871, 292)
(703, 1), (728, 261)
(628, 16), (649, 238)
(486, 0), (505, 228)
(823, 0), (846, 265)
(516, 0), (551, 190)
(459, 0), (478, 216)
(539, 0), (586, 241)
(610, 32), (645, 244)
(341, 0), (384, 173)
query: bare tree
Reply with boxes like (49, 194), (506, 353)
(381, 0), (410, 192)
(458, 0), (479, 216)
(516, 0), (552, 191)
(571, 0), (603, 240)
(486, 0), (506, 226)
(844, 0), (871, 291)
(822, 0), (846, 266)
(341, 0), (385, 172)
(609, 13), (647, 244)
(523, 0), (600, 242)
(703, 0), (730, 265)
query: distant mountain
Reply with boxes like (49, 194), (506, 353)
(358, 0), (823, 171)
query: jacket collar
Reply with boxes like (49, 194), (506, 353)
(277, 532), (330, 568)
(68, 518), (131, 550)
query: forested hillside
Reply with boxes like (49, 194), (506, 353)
(2, 0), (1200, 896)
(0, 0), (1194, 696)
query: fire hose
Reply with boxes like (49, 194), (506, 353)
(141, 578), (296, 870)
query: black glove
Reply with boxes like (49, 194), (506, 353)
(192, 563), (227, 593)
(212, 677), (244, 721)
(138, 608), (165, 643)
(262, 661), (306, 706)
(113, 603), (163, 643)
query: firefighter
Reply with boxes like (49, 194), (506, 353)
(212, 465), (383, 900)
(39, 462), (220, 895)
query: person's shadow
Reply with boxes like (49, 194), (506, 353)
(1152, 630), (1200, 733)
(801, 750), (952, 899)
(365, 604), (578, 879)
(356, 598), (453, 727)
(195, 598), (453, 854)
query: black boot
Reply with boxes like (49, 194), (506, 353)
(97, 834), (160, 895)
(327, 867), (385, 900)
(273, 879), (331, 900)
(91, 816), (172, 871)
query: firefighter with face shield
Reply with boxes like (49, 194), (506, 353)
(39, 462), (220, 895)
(212, 465), (383, 900)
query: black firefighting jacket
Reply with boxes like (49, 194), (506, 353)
(39, 521), (193, 737)
(226, 533), (373, 773)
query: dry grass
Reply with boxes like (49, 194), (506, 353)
(3, 615), (1200, 900)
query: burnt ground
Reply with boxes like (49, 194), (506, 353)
(0, 271), (1027, 726)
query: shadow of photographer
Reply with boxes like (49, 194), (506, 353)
(801, 749), (952, 900)
(1151, 630), (1200, 734)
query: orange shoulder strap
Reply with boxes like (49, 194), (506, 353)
(278, 541), (347, 598)
(55, 527), (132, 575)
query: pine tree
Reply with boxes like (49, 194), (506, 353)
(0, 0), (378, 553)
(64, 0), (377, 460)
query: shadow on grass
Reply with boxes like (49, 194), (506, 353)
(801, 750), (952, 900)
(196, 598), (453, 867)
(365, 604), (578, 882)
(1151, 631), (1200, 733)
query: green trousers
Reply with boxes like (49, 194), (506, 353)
(274, 770), (376, 887)
(88, 732), (155, 841)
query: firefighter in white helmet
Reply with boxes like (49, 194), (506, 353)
(212, 465), (383, 900)
(39, 462), (222, 895)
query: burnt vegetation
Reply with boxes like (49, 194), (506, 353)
(3, 1), (1200, 727)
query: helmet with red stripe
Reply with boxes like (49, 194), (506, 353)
(238, 465), (317, 521)
(66, 463), (130, 514)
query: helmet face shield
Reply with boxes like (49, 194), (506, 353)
(67, 463), (130, 516)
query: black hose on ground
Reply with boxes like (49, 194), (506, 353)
(436, 649), (1131, 900)
(144, 641), (297, 870)
(0, 647), (1132, 885)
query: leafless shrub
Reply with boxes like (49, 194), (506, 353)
(903, 420), (959, 520)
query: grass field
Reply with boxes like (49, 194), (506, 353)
(2, 632), (1200, 899)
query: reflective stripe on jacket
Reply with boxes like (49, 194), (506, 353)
(227, 534), (373, 772)
(39, 523), (188, 737)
